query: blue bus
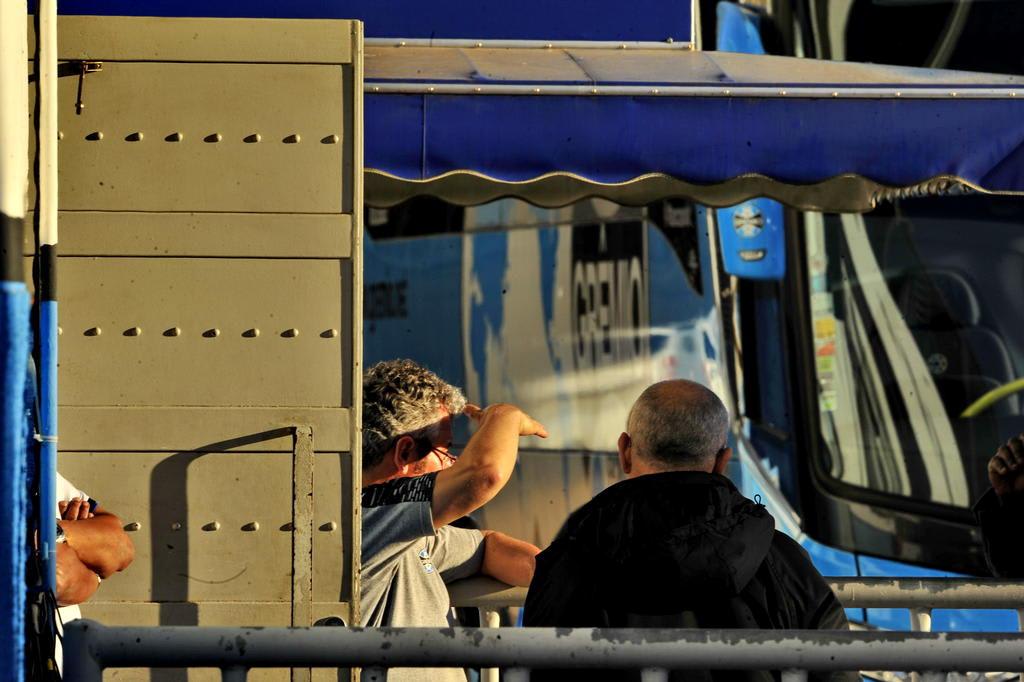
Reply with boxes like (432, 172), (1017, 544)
(363, 1), (1024, 633)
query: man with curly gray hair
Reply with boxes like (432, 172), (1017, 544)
(360, 359), (546, 682)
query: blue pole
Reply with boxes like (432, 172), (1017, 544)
(35, 0), (60, 595)
(38, 300), (57, 592)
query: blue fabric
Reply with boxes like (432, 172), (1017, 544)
(40, 0), (693, 43)
(366, 93), (1024, 192)
(0, 282), (31, 682)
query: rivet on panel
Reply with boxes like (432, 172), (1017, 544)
(321, 134), (340, 144)
(320, 328), (339, 338)
(170, 522), (183, 531)
(283, 134), (301, 144)
(427, 87), (435, 93)
(832, 92), (839, 97)
(123, 326), (142, 337)
(57, 326), (62, 336)
(124, 521), (142, 531)
(204, 133), (223, 143)
(281, 328), (299, 338)
(84, 327), (101, 337)
(202, 521), (221, 532)
(202, 328), (221, 338)
(241, 522), (260, 532)
(244, 133), (262, 143)
(57, 131), (64, 140)
(398, 41), (406, 47)
(372, 86), (381, 93)
(242, 328), (260, 338)
(165, 132), (184, 142)
(125, 132), (143, 142)
(319, 521), (338, 532)
(163, 327), (181, 337)
(475, 42), (483, 48)
(85, 131), (103, 141)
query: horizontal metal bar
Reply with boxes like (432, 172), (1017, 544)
(364, 82), (1023, 98)
(830, 579), (1024, 609)
(364, 38), (692, 50)
(65, 621), (1024, 673)
(448, 578), (1024, 611)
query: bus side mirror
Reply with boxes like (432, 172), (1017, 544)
(716, 199), (786, 280)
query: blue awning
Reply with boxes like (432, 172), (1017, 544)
(365, 48), (1024, 211)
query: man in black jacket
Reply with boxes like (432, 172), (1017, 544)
(523, 379), (854, 682)
(974, 433), (1024, 578)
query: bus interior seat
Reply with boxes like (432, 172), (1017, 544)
(896, 268), (1020, 417)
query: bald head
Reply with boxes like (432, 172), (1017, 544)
(625, 380), (729, 471)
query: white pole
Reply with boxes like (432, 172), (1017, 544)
(39, 0), (58, 249)
(0, 0), (29, 227)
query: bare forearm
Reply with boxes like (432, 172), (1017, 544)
(457, 405), (523, 487)
(56, 545), (100, 606)
(480, 531), (540, 587)
(433, 407), (525, 526)
(61, 513), (134, 578)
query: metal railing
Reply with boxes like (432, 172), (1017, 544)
(63, 620), (1024, 682)
(449, 576), (1024, 633)
(63, 578), (1024, 681)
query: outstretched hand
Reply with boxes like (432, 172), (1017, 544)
(464, 403), (549, 438)
(989, 433), (1024, 497)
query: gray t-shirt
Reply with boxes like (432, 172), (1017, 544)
(361, 473), (485, 682)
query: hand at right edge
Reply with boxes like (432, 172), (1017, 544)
(989, 433), (1024, 497)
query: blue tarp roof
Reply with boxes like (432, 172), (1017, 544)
(365, 48), (1024, 211)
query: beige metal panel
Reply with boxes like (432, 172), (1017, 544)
(60, 452), (297, 602)
(59, 257), (344, 407)
(59, 407), (351, 452)
(47, 62), (346, 213)
(81, 601), (292, 626)
(312, 453), (354, 604)
(29, 16), (354, 65)
(23, 212), (351, 258)
(41, 16), (364, 650)
(345, 21), (365, 625)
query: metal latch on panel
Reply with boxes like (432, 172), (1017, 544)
(72, 61), (103, 115)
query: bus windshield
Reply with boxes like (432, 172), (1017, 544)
(805, 196), (1024, 509)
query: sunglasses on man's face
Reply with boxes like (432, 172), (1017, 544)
(414, 437), (458, 465)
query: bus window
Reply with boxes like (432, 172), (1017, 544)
(804, 196), (1024, 512)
